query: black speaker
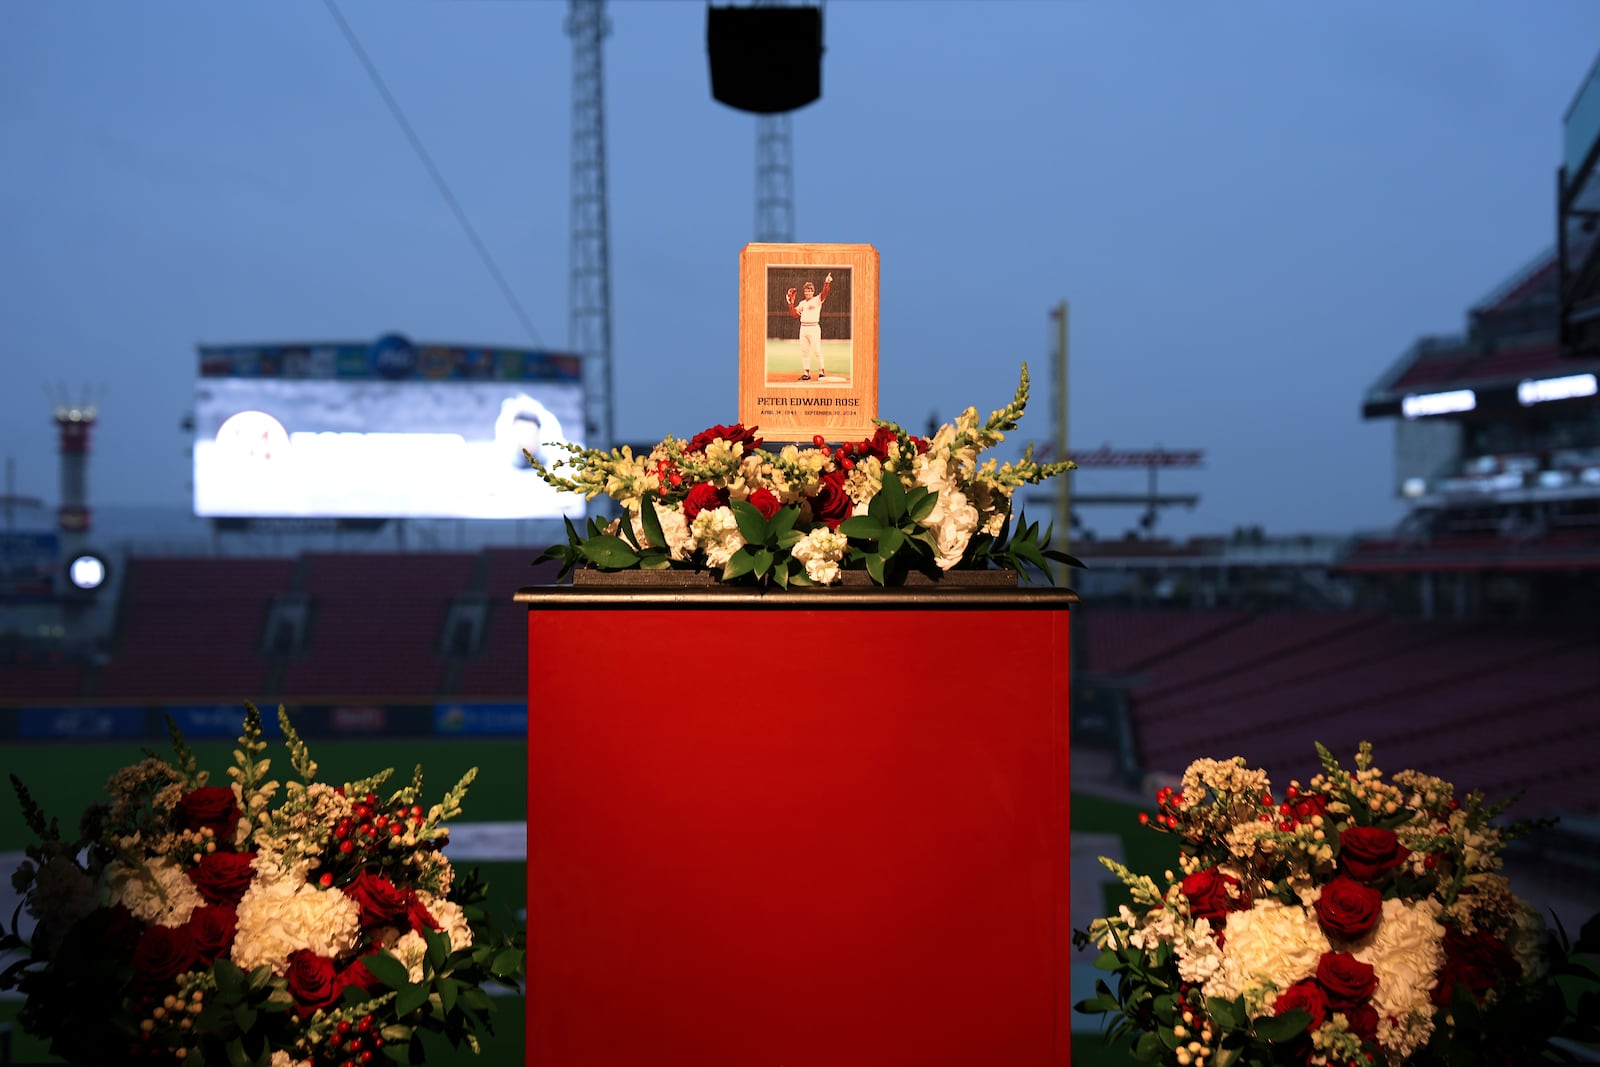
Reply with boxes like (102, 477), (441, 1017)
(707, 5), (823, 114)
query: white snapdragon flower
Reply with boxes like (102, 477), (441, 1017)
(104, 859), (204, 928)
(790, 527), (848, 584)
(270, 1052), (312, 1067)
(233, 875), (362, 974)
(690, 506), (746, 567)
(389, 930), (430, 983)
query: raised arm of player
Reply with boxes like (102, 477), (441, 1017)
(818, 277), (831, 303)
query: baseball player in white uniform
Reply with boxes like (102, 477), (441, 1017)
(785, 273), (832, 381)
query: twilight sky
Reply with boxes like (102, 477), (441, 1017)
(2, 2), (1596, 539)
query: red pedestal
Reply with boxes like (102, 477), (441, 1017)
(524, 586), (1074, 1066)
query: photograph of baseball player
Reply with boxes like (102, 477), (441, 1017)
(764, 265), (853, 386)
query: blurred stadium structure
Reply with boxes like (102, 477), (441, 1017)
(3, 39), (1598, 987)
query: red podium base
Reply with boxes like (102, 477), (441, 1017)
(523, 585), (1074, 1066)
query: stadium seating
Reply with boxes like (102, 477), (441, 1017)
(277, 553), (478, 701)
(95, 557), (296, 701)
(1079, 608), (1600, 817)
(453, 549), (561, 699)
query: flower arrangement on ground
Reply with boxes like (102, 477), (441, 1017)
(1, 705), (525, 1067)
(530, 363), (1081, 586)
(1075, 743), (1600, 1066)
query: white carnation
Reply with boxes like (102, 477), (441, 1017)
(1205, 899), (1329, 1004)
(104, 859), (203, 928)
(790, 527), (848, 584)
(232, 876), (361, 975)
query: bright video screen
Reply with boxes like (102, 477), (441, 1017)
(193, 378), (585, 519)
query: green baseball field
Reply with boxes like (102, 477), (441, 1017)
(762, 338), (854, 385)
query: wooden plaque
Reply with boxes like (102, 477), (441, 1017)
(739, 243), (879, 443)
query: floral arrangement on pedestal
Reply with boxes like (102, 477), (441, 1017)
(530, 364), (1081, 587)
(1075, 743), (1600, 1066)
(0, 705), (525, 1067)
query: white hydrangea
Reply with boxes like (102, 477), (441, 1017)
(790, 527), (848, 584)
(1205, 899), (1330, 1004)
(104, 859), (203, 928)
(1352, 896), (1444, 1058)
(415, 891), (474, 953)
(690, 505), (745, 567)
(232, 875), (361, 975)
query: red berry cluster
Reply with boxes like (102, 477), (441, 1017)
(320, 794), (427, 887)
(654, 458), (682, 496)
(322, 1013), (383, 1067)
(1137, 786), (1187, 830)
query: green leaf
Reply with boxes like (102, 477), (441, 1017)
(776, 529), (804, 550)
(639, 553), (673, 570)
(879, 526), (905, 557)
(639, 494), (665, 549)
(752, 547), (774, 576)
(722, 547), (758, 582)
(1133, 1031), (1163, 1060)
(491, 947), (523, 978)
(425, 929), (449, 971)
(438, 976), (459, 1014)
(361, 952), (411, 990)
(246, 965), (273, 992)
(213, 958), (246, 1001)
(233, 1004), (257, 1033)
(876, 470), (907, 517)
(226, 1037), (252, 1067)
(769, 505), (800, 539)
(907, 488), (937, 524)
(865, 553), (886, 586)
(837, 515), (885, 540)
(1252, 1008), (1310, 1043)
(460, 987), (494, 1012)
(395, 982), (428, 1018)
(728, 499), (769, 544)
(1093, 950), (1121, 972)
(1206, 995), (1243, 1030)
(579, 534), (640, 570)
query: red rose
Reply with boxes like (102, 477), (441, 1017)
(747, 488), (782, 521)
(185, 904), (237, 965)
(862, 426), (899, 461)
(687, 423), (762, 453)
(1432, 926), (1519, 1007)
(287, 950), (340, 1018)
(335, 955), (386, 998)
(406, 893), (442, 935)
(342, 871), (412, 929)
(1339, 826), (1409, 883)
(682, 482), (729, 523)
(1315, 951), (1377, 1010)
(131, 924), (198, 989)
(807, 469), (852, 530)
(1345, 1002), (1379, 1041)
(1274, 979), (1328, 1031)
(1314, 876), (1383, 941)
(87, 904), (142, 953)
(1180, 867), (1244, 924)
(175, 786), (242, 844)
(187, 850), (257, 905)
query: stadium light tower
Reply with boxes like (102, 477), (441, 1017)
(568, 0), (614, 457)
